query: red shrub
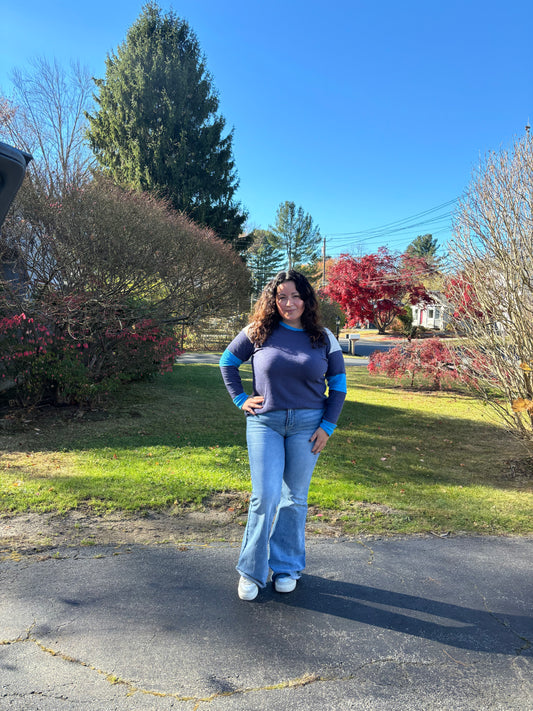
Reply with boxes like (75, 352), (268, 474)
(368, 338), (466, 390)
(102, 319), (181, 381)
(0, 313), (94, 406)
(0, 312), (182, 407)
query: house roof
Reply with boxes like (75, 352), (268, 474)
(414, 291), (451, 309)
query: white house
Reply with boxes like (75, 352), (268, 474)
(411, 292), (451, 331)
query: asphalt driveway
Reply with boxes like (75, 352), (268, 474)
(1, 535), (531, 710)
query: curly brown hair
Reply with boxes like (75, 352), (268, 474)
(248, 270), (325, 347)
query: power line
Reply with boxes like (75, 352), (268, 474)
(327, 218), (453, 251)
(330, 225), (452, 254)
(325, 199), (458, 240)
(324, 198), (459, 253)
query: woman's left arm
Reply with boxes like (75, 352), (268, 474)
(319, 329), (347, 441)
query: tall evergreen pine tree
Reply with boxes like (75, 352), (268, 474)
(268, 201), (321, 271)
(86, 2), (246, 244)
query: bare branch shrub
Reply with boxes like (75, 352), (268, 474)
(448, 131), (533, 448)
(1, 176), (250, 388)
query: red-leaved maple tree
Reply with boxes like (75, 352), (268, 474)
(445, 274), (484, 320)
(324, 248), (432, 334)
(368, 338), (468, 390)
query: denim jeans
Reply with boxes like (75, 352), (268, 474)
(237, 408), (324, 588)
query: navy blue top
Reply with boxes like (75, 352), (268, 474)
(219, 323), (346, 435)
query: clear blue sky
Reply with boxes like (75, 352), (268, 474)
(1, 0), (531, 257)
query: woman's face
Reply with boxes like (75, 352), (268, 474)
(275, 280), (305, 328)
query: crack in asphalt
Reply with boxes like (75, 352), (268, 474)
(476, 586), (532, 657)
(353, 539), (409, 587)
(2, 629), (441, 707)
(355, 538), (375, 565)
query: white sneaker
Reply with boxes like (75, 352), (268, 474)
(274, 576), (297, 593)
(238, 576), (258, 601)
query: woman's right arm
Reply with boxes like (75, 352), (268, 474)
(219, 329), (255, 410)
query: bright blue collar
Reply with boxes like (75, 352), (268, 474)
(280, 322), (304, 332)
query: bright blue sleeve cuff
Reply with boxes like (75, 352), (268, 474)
(219, 349), (243, 367)
(320, 419), (337, 436)
(327, 373), (347, 393)
(233, 393), (248, 409)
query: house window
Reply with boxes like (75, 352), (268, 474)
(435, 308), (441, 319)
(428, 309), (434, 319)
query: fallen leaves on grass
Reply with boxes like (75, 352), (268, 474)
(512, 398), (533, 413)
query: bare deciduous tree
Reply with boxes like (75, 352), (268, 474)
(0, 57), (94, 195)
(448, 130), (533, 448)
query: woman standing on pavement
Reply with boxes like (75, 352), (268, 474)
(219, 270), (347, 600)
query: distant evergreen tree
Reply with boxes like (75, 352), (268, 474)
(405, 234), (445, 290)
(246, 229), (284, 294)
(406, 234), (439, 260)
(86, 2), (246, 244)
(268, 201), (321, 271)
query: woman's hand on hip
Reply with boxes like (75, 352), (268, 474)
(310, 427), (329, 454)
(241, 395), (264, 415)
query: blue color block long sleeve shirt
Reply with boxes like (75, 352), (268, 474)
(219, 323), (347, 435)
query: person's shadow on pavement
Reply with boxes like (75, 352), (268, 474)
(275, 575), (532, 656)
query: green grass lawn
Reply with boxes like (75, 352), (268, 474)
(1, 363), (531, 535)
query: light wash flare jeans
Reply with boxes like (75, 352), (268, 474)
(237, 408), (324, 588)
